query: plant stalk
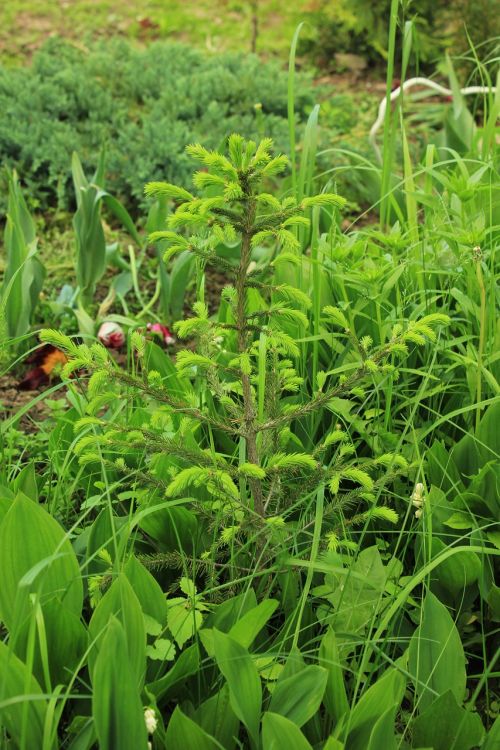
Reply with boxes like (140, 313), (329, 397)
(237, 195), (265, 516)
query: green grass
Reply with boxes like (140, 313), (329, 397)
(0, 0), (309, 63)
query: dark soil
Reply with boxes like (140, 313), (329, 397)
(0, 373), (50, 433)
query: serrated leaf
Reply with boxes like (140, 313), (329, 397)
(167, 601), (203, 648)
(143, 614), (162, 637)
(180, 577), (197, 597)
(146, 638), (176, 661)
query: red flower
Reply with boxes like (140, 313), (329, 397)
(146, 323), (175, 346)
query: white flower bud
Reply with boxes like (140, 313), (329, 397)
(97, 321), (125, 349)
(144, 708), (158, 735)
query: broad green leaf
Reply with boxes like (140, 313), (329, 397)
(89, 575), (146, 687)
(426, 441), (463, 495)
(1, 172), (44, 338)
(486, 585), (500, 621)
(170, 251), (196, 319)
(322, 545), (387, 639)
(0, 494), (13, 525)
(229, 599), (278, 647)
(408, 591), (466, 712)
(207, 590), (258, 631)
(146, 638), (176, 662)
(431, 538), (481, 596)
(124, 555), (168, 625)
(13, 463), (38, 501)
(73, 301), (95, 336)
(0, 493), (83, 634)
(212, 629), (262, 745)
(443, 512), (474, 530)
(167, 599), (203, 648)
(323, 739), (344, 750)
(0, 641), (51, 750)
(29, 601), (87, 687)
(71, 150), (89, 201)
(487, 531), (500, 550)
(165, 706), (220, 750)
(444, 57), (476, 153)
(269, 665), (328, 727)
(86, 508), (127, 577)
(450, 432), (480, 481)
(261, 712), (312, 750)
(92, 617), (148, 750)
(200, 599), (278, 657)
(147, 643), (200, 702)
(193, 685), (240, 750)
(468, 463), (500, 519)
(73, 191), (106, 304)
(476, 400), (500, 465)
(65, 716), (96, 750)
(8, 170), (36, 243)
(364, 704), (398, 750)
(138, 501), (198, 554)
(412, 690), (484, 750)
(319, 627), (349, 723)
(346, 668), (405, 746)
(483, 715), (500, 750)
(279, 647), (306, 681)
(102, 193), (142, 246)
(72, 152), (107, 305)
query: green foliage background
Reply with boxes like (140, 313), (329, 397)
(0, 38), (315, 214)
(299, 0), (500, 67)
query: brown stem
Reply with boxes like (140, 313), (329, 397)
(236, 197), (265, 517)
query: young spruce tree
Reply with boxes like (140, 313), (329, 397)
(42, 136), (449, 563)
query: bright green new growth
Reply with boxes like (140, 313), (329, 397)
(42, 135), (449, 557)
